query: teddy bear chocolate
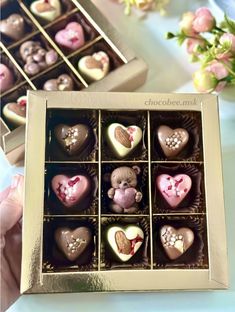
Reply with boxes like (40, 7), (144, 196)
(107, 166), (143, 214)
(20, 40), (58, 76)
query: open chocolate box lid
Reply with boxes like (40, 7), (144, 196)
(0, 0), (148, 164)
(21, 91), (228, 293)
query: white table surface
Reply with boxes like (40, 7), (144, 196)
(2, 0), (235, 311)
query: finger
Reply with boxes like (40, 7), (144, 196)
(0, 186), (10, 203)
(0, 175), (24, 236)
(4, 222), (22, 285)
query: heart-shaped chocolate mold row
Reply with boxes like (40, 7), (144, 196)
(157, 125), (189, 158)
(101, 217), (150, 269)
(0, 13), (25, 41)
(150, 111), (202, 161)
(160, 225), (194, 260)
(47, 109), (98, 161)
(55, 226), (92, 262)
(101, 163), (149, 215)
(45, 163), (98, 215)
(153, 215), (207, 268)
(107, 225), (144, 262)
(43, 217), (98, 270)
(54, 123), (90, 156)
(101, 110), (148, 161)
(152, 163), (203, 213)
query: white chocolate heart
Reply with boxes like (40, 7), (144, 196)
(30, 0), (61, 22)
(107, 225), (144, 262)
(78, 51), (109, 82)
(3, 95), (27, 126)
(107, 123), (142, 159)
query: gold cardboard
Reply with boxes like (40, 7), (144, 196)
(1, 0), (148, 162)
(21, 91), (228, 294)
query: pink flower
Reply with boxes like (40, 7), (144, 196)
(193, 61), (229, 93)
(206, 60), (229, 80)
(220, 33), (235, 53)
(193, 69), (217, 92)
(179, 12), (197, 36)
(186, 38), (206, 54)
(192, 7), (215, 32)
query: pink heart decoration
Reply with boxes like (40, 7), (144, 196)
(113, 188), (136, 209)
(55, 22), (85, 51)
(51, 174), (90, 208)
(156, 174), (192, 208)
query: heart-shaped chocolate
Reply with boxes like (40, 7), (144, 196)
(55, 227), (92, 261)
(3, 95), (27, 126)
(0, 63), (14, 93)
(43, 74), (74, 91)
(30, 0), (61, 22)
(107, 225), (144, 262)
(51, 174), (91, 208)
(157, 125), (189, 158)
(78, 51), (110, 82)
(160, 225), (194, 260)
(107, 123), (142, 159)
(55, 22), (85, 51)
(156, 174), (192, 208)
(54, 124), (90, 156)
(0, 14), (25, 41)
(113, 188), (136, 209)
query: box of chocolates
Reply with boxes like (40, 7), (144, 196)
(21, 91), (228, 293)
(0, 0), (148, 162)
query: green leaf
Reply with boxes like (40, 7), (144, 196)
(177, 32), (186, 46)
(224, 14), (235, 34)
(165, 32), (175, 39)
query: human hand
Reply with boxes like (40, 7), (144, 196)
(0, 175), (24, 312)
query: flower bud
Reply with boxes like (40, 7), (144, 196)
(193, 69), (217, 92)
(179, 12), (196, 36)
(220, 33), (235, 53)
(192, 7), (215, 32)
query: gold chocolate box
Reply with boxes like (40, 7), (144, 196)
(1, 0), (148, 163)
(21, 91), (228, 293)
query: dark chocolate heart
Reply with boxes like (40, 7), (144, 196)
(54, 123), (90, 156)
(55, 227), (92, 262)
(157, 125), (189, 158)
(160, 225), (194, 260)
(43, 74), (74, 91)
(0, 14), (25, 41)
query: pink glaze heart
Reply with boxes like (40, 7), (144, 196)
(0, 63), (14, 92)
(51, 174), (90, 208)
(55, 22), (85, 51)
(113, 188), (136, 209)
(156, 174), (192, 208)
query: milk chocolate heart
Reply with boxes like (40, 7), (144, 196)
(3, 95), (27, 126)
(54, 124), (90, 156)
(55, 227), (92, 261)
(107, 225), (144, 262)
(0, 63), (14, 93)
(156, 174), (192, 208)
(78, 51), (109, 82)
(43, 74), (74, 91)
(30, 0), (61, 22)
(55, 22), (85, 51)
(107, 123), (142, 159)
(157, 125), (189, 158)
(51, 174), (91, 208)
(0, 14), (25, 41)
(160, 225), (194, 260)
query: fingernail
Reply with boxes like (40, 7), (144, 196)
(11, 174), (20, 189)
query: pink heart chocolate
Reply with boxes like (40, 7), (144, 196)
(55, 22), (85, 51)
(51, 174), (90, 208)
(113, 188), (136, 209)
(156, 174), (192, 208)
